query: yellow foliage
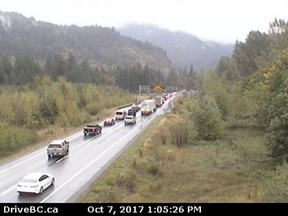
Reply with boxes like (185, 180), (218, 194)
(263, 71), (272, 80)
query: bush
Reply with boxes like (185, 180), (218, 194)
(192, 96), (223, 140)
(170, 122), (189, 147)
(0, 122), (38, 157)
(115, 171), (136, 193)
(266, 91), (288, 164)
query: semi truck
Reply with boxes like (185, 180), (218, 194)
(141, 99), (156, 115)
(155, 95), (164, 107)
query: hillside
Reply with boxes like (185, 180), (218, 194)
(0, 11), (173, 70)
(118, 24), (234, 71)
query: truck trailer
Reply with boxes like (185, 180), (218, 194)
(141, 99), (156, 115)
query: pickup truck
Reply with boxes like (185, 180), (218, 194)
(47, 139), (69, 159)
(83, 124), (102, 136)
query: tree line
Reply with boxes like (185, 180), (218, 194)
(0, 53), (196, 91)
(187, 18), (288, 164)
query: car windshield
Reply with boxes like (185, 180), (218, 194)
(116, 112), (123, 115)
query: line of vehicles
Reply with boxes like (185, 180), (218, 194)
(45, 95), (168, 161)
(17, 93), (173, 195)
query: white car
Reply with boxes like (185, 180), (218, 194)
(17, 172), (55, 194)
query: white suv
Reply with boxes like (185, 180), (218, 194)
(124, 115), (136, 125)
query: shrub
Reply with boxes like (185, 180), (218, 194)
(170, 122), (189, 147)
(115, 171), (136, 193)
(192, 96), (223, 140)
(266, 91), (288, 164)
(0, 122), (38, 157)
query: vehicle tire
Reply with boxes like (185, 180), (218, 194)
(51, 178), (55, 186)
(39, 187), (44, 194)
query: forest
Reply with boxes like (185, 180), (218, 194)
(188, 18), (288, 164)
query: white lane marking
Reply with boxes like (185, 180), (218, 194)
(0, 152), (43, 175)
(56, 154), (70, 164)
(40, 128), (134, 203)
(1, 186), (16, 196)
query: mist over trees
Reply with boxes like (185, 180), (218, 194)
(118, 24), (234, 71)
(0, 11), (173, 71)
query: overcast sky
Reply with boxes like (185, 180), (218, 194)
(1, 0), (287, 43)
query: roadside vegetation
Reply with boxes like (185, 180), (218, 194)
(80, 19), (288, 202)
(80, 94), (286, 203)
(0, 75), (133, 159)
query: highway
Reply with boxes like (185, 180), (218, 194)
(0, 98), (173, 203)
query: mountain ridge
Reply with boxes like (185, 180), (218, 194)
(118, 23), (234, 71)
(0, 11), (173, 71)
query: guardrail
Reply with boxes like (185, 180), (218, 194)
(116, 103), (134, 110)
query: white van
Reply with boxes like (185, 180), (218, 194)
(115, 110), (127, 120)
